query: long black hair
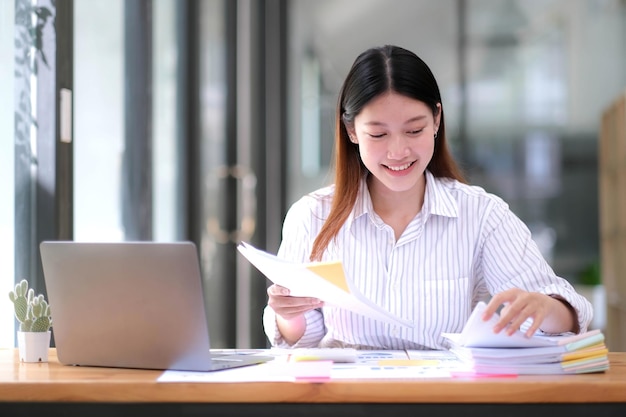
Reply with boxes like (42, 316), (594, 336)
(310, 45), (465, 261)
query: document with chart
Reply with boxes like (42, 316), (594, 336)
(237, 242), (414, 328)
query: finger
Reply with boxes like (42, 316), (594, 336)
(481, 300), (500, 321)
(524, 319), (542, 338)
(483, 294), (509, 321)
(504, 313), (527, 336)
(267, 285), (290, 297)
(268, 295), (323, 311)
(522, 309), (547, 338)
(272, 302), (323, 320)
(281, 302), (322, 313)
(493, 303), (523, 334)
(503, 305), (537, 336)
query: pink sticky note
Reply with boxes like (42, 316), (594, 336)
(287, 360), (334, 381)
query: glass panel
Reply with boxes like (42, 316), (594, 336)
(74, 0), (124, 242)
(287, 0), (459, 204)
(199, 0), (229, 347)
(463, 0), (626, 283)
(75, 0), (179, 243)
(287, 0), (626, 293)
(0, 0), (15, 348)
(153, 0), (178, 241)
(300, 54), (322, 177)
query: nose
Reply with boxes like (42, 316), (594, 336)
(387, 134), (410, 159)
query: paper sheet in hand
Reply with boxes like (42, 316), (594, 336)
(441, 302), (609, 375)
(237, 242), (414, 328)
(442, 301), (603, 349)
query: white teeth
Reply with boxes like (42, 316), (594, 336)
(387, 162), (412, 171)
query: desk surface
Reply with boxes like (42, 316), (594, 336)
(1, 349), (626, 404)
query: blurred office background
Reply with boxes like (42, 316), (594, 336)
(1, 0), (625, 349)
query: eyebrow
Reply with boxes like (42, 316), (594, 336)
(363, 115), (428, 126)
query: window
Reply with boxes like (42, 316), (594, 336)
(74, 0), (179, 242)
(0, 0), (15, 348)
(74, 0), (124, 242)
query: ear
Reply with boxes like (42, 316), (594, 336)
(346, 126), (358, 144)
(434, 103), (442, 133)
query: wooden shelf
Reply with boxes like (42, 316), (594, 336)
(599, 90), (626, 351)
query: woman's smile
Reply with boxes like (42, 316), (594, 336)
(384, 160), (415, 174)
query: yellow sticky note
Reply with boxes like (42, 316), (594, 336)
(306, 262), (350, 293)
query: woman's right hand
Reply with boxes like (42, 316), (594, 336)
(267, 284), (324, 320)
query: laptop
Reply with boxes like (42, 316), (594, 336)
(39, 241), (274, 372)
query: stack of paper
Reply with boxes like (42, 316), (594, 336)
(442, 301), (610, 375)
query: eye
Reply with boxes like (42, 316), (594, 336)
(407, 129), (424, 135)
(367, 132), (386, 139)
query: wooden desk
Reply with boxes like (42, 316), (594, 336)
(1, 349), (626, 416)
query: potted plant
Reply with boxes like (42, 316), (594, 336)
(8, 279), (53, 362)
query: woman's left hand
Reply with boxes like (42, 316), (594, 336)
(482, 288), (575, 337)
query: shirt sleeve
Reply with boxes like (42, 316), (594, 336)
(263, 305), (326, 348)
(479, 198), (593, 334)
(261, 195), (328, 347)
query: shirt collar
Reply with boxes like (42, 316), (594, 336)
(346, 177), (376, 228)
(346, 170), (459, 230)
(422, 170), (459, 219)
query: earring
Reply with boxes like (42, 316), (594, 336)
(434, 131), (438, 140)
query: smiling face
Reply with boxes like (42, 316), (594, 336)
(347, 91), (440, 196)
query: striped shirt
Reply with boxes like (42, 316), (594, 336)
(263, 170), (593, 350)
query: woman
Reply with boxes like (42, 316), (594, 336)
(263, 45), (592, 350)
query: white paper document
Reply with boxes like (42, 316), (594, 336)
(158, 362), (295, 383)
(158, 349), (466, 382)
(237, 242), (414, 328)
(330, 349), (467, 380)
(441, 302), (609, 375)
(442, 301), (602, 349)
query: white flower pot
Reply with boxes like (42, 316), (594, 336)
(17, 330), (51, 363)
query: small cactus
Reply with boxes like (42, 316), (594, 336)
(8, 279), (52, 332)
